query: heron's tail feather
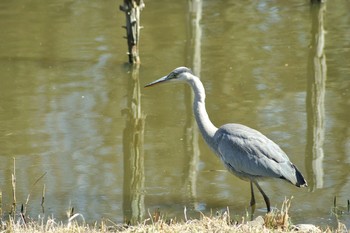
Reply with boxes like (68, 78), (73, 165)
(293, 164), (308, 187)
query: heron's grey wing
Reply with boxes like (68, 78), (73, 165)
(214, 124), (296, 181)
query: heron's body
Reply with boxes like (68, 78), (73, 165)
(214, 123), (306, 186)
(145, 67), (307, 212)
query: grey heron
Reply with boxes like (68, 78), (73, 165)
(145, 67), (307, 212)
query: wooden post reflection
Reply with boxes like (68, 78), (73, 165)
(122, 65), (145, 224)
(182, 0), (203, 211)
(305, 2), (327, 190)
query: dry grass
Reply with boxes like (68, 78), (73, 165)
(1, 200), (348, 233)
(1, 159), (348, 232)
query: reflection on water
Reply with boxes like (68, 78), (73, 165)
(122, 65), (145, 224)
(305, 2), (326, 190)
(0, 0), (349, 228)
(183, 0), (203, 212)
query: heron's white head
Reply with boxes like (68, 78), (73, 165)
(145, 67), (193, 87)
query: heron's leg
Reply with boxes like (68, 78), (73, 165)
(253, 180), (271, 212)
(249, 180), (256, 218)
(249, 181), (256, 207)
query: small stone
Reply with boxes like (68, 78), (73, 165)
(292, 224), (321, 232)
(247, 216), (265, 227)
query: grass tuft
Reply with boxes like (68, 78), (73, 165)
(264, 197), (292, 230)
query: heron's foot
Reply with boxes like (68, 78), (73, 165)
(249, 202), (256, 221)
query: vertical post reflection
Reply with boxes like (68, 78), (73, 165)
(122, 65), (145, 223)
(305, 2), (327, 190)
(182, 0), (202, 211)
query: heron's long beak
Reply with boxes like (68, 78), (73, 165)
(144, 75), (169, 87)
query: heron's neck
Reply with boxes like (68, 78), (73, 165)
(188, 76), (218, 147)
